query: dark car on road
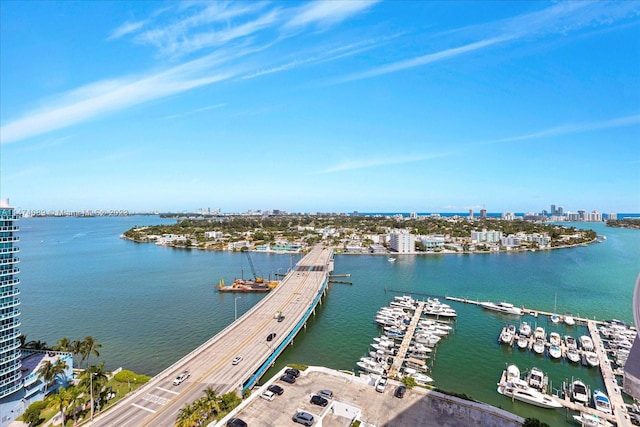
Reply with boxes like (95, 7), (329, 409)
(280, 374), (296, 384)
(292, 411), (314, 426)
(285, 368), (300, 377)
(226, 418), (247, 427)
(266, 332), (276, 341)
(310, 394), (328, 407)
(268, 384), (284, 395)
(394, 385), (406, 398)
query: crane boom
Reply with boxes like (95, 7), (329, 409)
(244, 251), (263, 283)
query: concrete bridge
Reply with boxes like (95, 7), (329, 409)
(91, 245), (334, 427)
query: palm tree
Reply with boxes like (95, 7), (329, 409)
(175, 402), (197, 427)
(201, 386), (220, 418)
(53, 337), (71, 352)
(49, 387), (73, 426)
(80, 336), (102, 368)
(25, 340), (48, 350)
(79, 362), (109, 416)
(37, 359), (68, 395)
(71, 339), (83, 368)
(18, 334), (27, 347)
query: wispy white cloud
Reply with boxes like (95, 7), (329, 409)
(335, 35), (513, 84)
(107, 20), (148, 40)
(489, 114), (640, 144)
(0, 51), (242, 144)
(333, 1), (640, 84)
(285, 0), (379, 29)
(316, 153), (451, 174)
(133, 2), (275, 58)
(162, 104), (227, 120)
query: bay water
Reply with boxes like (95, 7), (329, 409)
(16, 216), (639, 425)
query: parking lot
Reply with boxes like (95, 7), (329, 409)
(222, 367), (522, 427)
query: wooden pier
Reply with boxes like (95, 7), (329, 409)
(388, 301), (426, 377)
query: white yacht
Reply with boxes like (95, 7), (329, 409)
(566, 347), (581, 363)
(526, 367), (547, 392)
(497, 365), (562, 409)
(571, 379), (589, 404)
(549, 332), (561, 346)
(584, 351), (600, 367)
(403, 367), (433, 385)
(564, 314), (575, 326)
(533, 338), (546, 355)
(593, 389), (612, 415)
(548, 344), (562, 359)
(517, 334), (529, 349)
(480, 301), (523, 316)
(534, 326), (546, 340)
(572, 412), (613, 427)
(499, 325), (515, 344)
(518, 321), (532, 337)
(565, 335), (578, 350)
(580, 335), (594, 351)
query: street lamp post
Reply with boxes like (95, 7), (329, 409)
(89, 372), (95, 421)
(234, 296), (241, 321)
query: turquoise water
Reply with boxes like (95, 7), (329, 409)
(16, 217), (639, 425)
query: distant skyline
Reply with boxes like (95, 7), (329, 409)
(1, 1), (639, 213)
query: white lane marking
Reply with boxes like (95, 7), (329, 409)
(142, 393), (170, 406)
(132, 403), (156, 413)
(157, 386), (180, 395)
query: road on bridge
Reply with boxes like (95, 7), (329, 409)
(91, 246), (333, 427)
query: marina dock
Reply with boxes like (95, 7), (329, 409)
(388, 301), (426, 377)
(447, 295), (633, 427)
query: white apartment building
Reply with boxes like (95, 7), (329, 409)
(389, 231), (415, 253)
(419, 235), (445, 250)
(470, 229), (503, 243)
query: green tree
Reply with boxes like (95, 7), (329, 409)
(80, 336), (102, 368)
(175, 402), (198, 427)
(79, 362), (110, 417)
(71, 339), (84, 367)
(22, 401), (46, 426)
(53, 337), (71, 352)
(48, 387), (74, 427)
(37, 359), (68, 395)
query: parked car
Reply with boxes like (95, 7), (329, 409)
(260, 390), (276, 401)
(376, 376), (387, 393)
(394, 385), (406, 398)
(310, 394), (328, 407)
(231, 356), (243, 365)
(226, 418), (247, 427)
(285, 367), (300, 377)
(172, 370), (190, 386)
(266, 332), (276, 341)
(292, 411), (314, 426)
(280, 374), (296, 384)
(318, 389), (333, 400)
(277, 314), (285, 322)
(268, 384), (284, 395)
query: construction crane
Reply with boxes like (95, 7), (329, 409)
(244, 251), (263, 283)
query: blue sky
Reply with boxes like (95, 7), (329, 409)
(1, 1), (639, 214)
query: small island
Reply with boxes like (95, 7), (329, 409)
(121, 213), (597, 254)
(606, 218), (640, 229)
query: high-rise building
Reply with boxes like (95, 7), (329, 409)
(550, 204), (556, 216)
(480, 209), (487, 219)
(0, 199), (22, 399)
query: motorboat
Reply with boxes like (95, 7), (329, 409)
(534, 326), (546, 340)
(423, 305), (457, 318)
(571, 379), (589, 404)
(518, 321), (532, 337)
(548, 344), (562, 359)
(549, 332), (561, 346)
(593, 389), (612, 414)
(564, 314), (575, 326)
(572, 412), (612, 427)
(499, 325), (515, 344)
(566, 347), (581, 363)
(580, 335), (594, 351)
(584, 351), (600, 367)
(480, 301), (523, 316)
(403, 367), (433, 385)
(517, 335), (529, 349)
(550, 313), (560, 324)
(565, 335), (578, 350)
(533, 338), (546, 355)
(497, 365), (562, 408)
(526, 367), (547, 392)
